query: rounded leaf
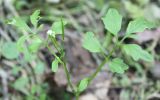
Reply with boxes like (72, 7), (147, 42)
(2, 42), (19, 59)
(102, 8), (122, 35)
(82, 32), (102, 52)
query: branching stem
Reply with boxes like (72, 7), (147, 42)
(88, 35), (121, 84)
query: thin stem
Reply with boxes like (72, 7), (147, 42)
(48, 20), (76, 93)
(45, 39), (75, 93)
(50, 39), (75, 92)
(88, 49), (113, 84)
(50, 36), (62, 53)
(75, 93), (80, 100)
(88, 36), (120, 84)
(62, 61), (76, 93)
(46, 42), (63, 63)
(61, 18), (65, 52)
(119, 35), (128, 44)
(61, 18), (65, 41)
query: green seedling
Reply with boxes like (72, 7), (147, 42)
(8, 8), (155, 100)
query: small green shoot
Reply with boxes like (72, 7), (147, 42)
(30, 10), (41, 28)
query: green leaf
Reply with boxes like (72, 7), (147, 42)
(31, 85), (43, 95)
(11, 66), (21, 75)
(82, 32), (102, 52)
(34, 62), (45, 74)
(17, 35), (28, 51)
(102, 8), (122, 35)
(123, 44), (154, 62)
(30, 10), (40, 27)
(40, 93), (47, 100)
(28, 36), (42, 53)
(8, 17), (31, 32)
(13, 77), (28, 93)
(109, 58), (129, 74)
(11, 76), (30, 95)
(51, 20), (67, 36)
(51, 59), (59, 72)
(126, 18), (155, 35)
(2, 42), (19, 59)
(23, 48), (34, 62)
(78, 78), (89, 92)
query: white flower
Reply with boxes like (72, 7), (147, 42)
(47, 30), (56, 37)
